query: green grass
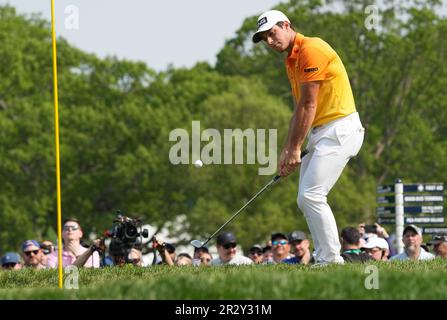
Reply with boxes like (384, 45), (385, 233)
(1, 259), (446, 299)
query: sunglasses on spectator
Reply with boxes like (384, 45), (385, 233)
(24, 250), (40, 256)
(272, 240), (288, 246)
(63, 225), (79, 231)
(223, 242), (237, 250)
(250, 251), (263, 256)
(41, 245), (54, 255)
(2, 263), (17, 268)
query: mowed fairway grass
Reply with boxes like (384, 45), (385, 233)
(1, 259), (446, 299)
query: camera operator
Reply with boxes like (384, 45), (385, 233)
(47, 218), (100, 268)
(108, 239), (144, 266)
(72, 238), (143, 267)
(105, 214), (148, 266)
(74, 213), (149, 267)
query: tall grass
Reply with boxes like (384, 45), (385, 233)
(1, 259), (446, 299)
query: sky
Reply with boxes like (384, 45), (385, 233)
(0, 0), (284, 71)
(2, 1), (446, 71)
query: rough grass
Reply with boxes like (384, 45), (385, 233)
(1, 259), (446, 299)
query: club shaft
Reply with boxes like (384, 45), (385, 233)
(202, 177), (278, 247)
(200, 149), (308, 247)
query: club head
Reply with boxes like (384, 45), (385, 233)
(190, 240), (204, 249)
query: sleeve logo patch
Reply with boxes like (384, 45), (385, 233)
(304, 67), (319, 72)
(257, 17), (268, 29)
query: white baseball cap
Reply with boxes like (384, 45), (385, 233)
(403, 224), (422, 237)
(252, 10), (290, 43)
(362, 237), (389, 250)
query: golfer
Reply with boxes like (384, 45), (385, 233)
(253, 10), (364, 264)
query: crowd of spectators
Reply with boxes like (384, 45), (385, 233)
(2, 217), (446, 271)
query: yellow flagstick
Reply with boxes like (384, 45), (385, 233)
(50, 0), (64, 289)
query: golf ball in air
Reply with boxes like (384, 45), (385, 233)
(194, 159), (203, 168)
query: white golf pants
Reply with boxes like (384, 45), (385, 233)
(298, 112), (364, 263)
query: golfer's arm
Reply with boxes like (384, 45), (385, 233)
(285, 81), (320, 150)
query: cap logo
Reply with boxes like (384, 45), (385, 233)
(304, 67), (319, 73)
(257, 17), (268, 29)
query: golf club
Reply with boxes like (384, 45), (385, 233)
(190, 149), (309, 249)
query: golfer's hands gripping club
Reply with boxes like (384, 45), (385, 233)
(278, 148), (306, 177)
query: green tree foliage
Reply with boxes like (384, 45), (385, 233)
(0, 1), (446, 253)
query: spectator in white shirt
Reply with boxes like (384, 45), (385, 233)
(390, 225), (434, 261)
(211, 232), (253, 266)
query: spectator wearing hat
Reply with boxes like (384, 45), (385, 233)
(283, 231), (313, 265)
(358, 222), (397, 257)
(361, 237), (389, 261)
(193, 245), (212, 266)
(262, 245), (274, 264)
(340, 227), (372, 263)
(248, 244), (264, 264)
(427, 234), (447, 259)
(211, 232), (252, 266)
(47, 218), (100, 268)
(270, 232), (293, 263)
(22, 240), (46, 269)
(1, 252), (23, 270)
(390, 225), (434, 261)
(193, 245), (209, 259)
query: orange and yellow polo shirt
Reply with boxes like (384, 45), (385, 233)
(286, 33), (356, 128)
